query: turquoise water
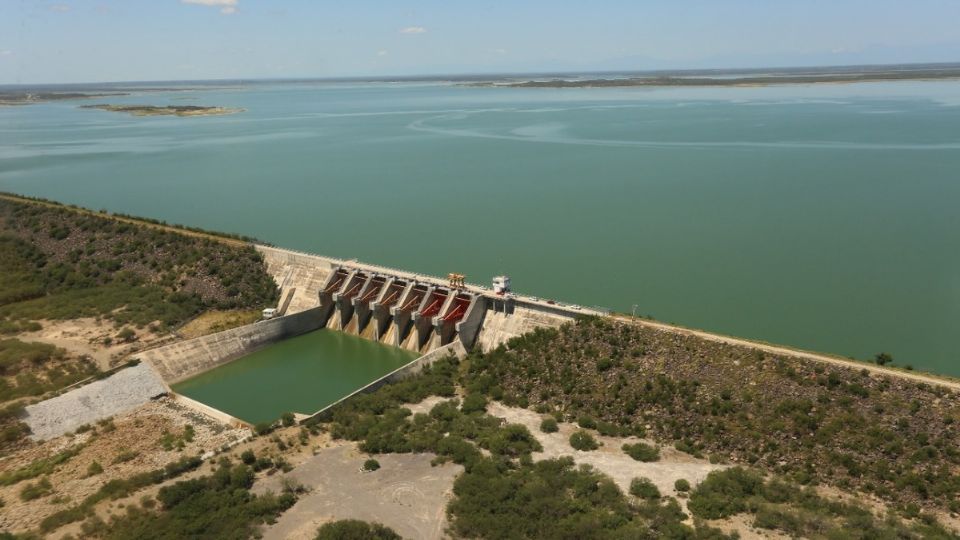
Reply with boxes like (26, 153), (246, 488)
(172, 330), (416, 424)
(1, 80), (959, 375)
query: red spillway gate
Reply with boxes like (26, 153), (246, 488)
(442, 296), (471, 323)
(323, 271), (347, 294)
(359, 279), (384, 302)
(420, 291), (447, 318)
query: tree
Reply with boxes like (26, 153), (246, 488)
(540, 417), (559, 433)
(874, 352), (893, 366)
(362, 459), (380, 472)
(315, 520), (400, 540)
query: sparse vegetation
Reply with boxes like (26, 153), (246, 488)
(315, 520), (401, 540)
(86, 460), (295, 539)
(461, 318), (960, 513)
(19, 478), (53, 501)
(689, 467), (954, 538)
(0, 196), (278, 336)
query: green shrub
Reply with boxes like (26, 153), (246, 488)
(461, 393), (487, 414)
(576, 416), (597, 430)
(622, 442), (660, 462)
(254, 422), (274, 436)
(86, 461), (103, 477)
(629, 477), (661, 500)
(20, 478), (53, 501)
(688, 468), (764, 519)
(539, 417), (559, 433)
(315, 520), (401, 540)
(674, 478), (691, 492)
(569, 430), (599, 451)
(281, 412), (296, 427)
(240, 450), (256, 465)
(362, 459), (380, 472)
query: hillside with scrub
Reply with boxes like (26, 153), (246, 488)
(0, 195), (278, 455)
(462, 317), (960, 518)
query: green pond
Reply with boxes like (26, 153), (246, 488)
(172, 330), (417, 424)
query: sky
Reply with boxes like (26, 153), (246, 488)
(1, 0), (959, 84)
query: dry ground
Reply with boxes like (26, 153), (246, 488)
(0, 397), (246, 533)
(17, 318), (165, 371)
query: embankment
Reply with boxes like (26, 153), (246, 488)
(135, 307), (325, 384)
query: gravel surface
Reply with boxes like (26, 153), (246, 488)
(23, 363), (169, 440)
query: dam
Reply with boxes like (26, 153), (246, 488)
(126, 245), (597, 426)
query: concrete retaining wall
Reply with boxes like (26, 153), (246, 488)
(173, 393), (250, 428)
(302, 341), (467, 424)
(136, 307), (325, 384)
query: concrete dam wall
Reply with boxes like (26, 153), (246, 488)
(135, 307), (326, 384)
(255, 245), (590, 356)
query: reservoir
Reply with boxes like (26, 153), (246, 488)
(172, 330), (417, 424)
(2, 80), (959, 375)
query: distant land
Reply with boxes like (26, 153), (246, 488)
(1, 61), (959, 100)
(0, 91), (126, 106)
(80, 104), (244, 117)
(469, 64), (960, 88)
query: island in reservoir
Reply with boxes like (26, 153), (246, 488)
(80, 104), (243, 117)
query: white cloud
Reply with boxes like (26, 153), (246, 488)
(49, 4), (71, 12)
(399, 26), (426, 34)
(181, 0), (238, 14)
(491, 48), (507, 54)
(377, 50), (388, 57)
(181, 0), (236, 5)
(0, 50), (12, 57)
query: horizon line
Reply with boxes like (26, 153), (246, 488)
(2, 60), (959, 88)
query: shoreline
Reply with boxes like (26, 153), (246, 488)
(468, 69), (960, 89)
(79, 104), (244, 117)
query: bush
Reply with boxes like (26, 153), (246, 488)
(461, 393), (487, 414)
(629, 477), (661, 500)
(576, 416), (597, 430)
(240, 450), (256, 465)
(315, 520), (401, 540)
(688, 468), (765, 519)
(675, 478), (691, 492)
(20, 478), (53, 501)
(254, 422), (274, 436)
(281, 412), (296, 427)
(362, 459), (380, 472)
(622, 442), (660, 462)
(86, 462), (103, 477)
(569, 430), (599, 451)
(539, 417), (559, 433)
